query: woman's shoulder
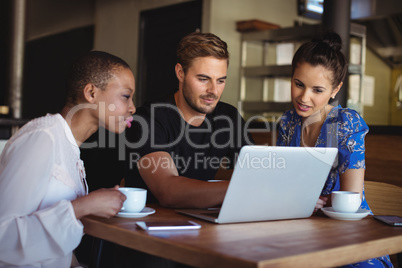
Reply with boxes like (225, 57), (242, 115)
(10, 114), (63, 141)
(334, 106), (361, 116)
(332, 106), (364, 121)
(3, 115), (62, 159)
(330, 106), (368, 132)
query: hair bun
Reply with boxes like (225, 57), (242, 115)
(313, 30), (343, 51)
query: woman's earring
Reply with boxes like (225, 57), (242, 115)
(331, 96), (336, 99)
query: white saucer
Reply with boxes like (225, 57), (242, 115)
(116, 207), (156, 218)
(321, 207), (370, 221)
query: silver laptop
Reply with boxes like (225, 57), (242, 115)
(177, 146), (338, 224)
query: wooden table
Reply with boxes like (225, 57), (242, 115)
(81, 204), (402, 268)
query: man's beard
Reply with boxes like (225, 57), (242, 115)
(182, 81), (219, 114)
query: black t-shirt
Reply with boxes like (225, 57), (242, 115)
(125, 94), (254, 203)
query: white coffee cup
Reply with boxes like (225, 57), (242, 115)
(331, 191), (361, 213)
(118, 187), (147, 213)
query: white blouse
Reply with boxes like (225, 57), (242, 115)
(0, 114), (87, 267)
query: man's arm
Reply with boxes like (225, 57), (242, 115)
(138, 151), (229, 208)
(214, 167), (233, 180)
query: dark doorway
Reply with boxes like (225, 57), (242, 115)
(0, 0), (11, 107)
(23, 26), (94, 119)
(137, 0), (203, 106)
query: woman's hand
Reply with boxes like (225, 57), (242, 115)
(314, 196), (328, 213)
(72, 185), (126, 219)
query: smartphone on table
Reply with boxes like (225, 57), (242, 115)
(373, 215), (402, 226)
(136, 221), (202, 231)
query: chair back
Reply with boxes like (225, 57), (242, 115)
(365, 181), (402, 217)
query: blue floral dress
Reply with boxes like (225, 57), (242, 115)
(277, 105), (393, 268)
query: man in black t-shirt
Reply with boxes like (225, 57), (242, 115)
(125, 32), (253, 208)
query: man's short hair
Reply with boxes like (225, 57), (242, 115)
(177, 32), (229, 73)
(66, 50), (130, 106)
